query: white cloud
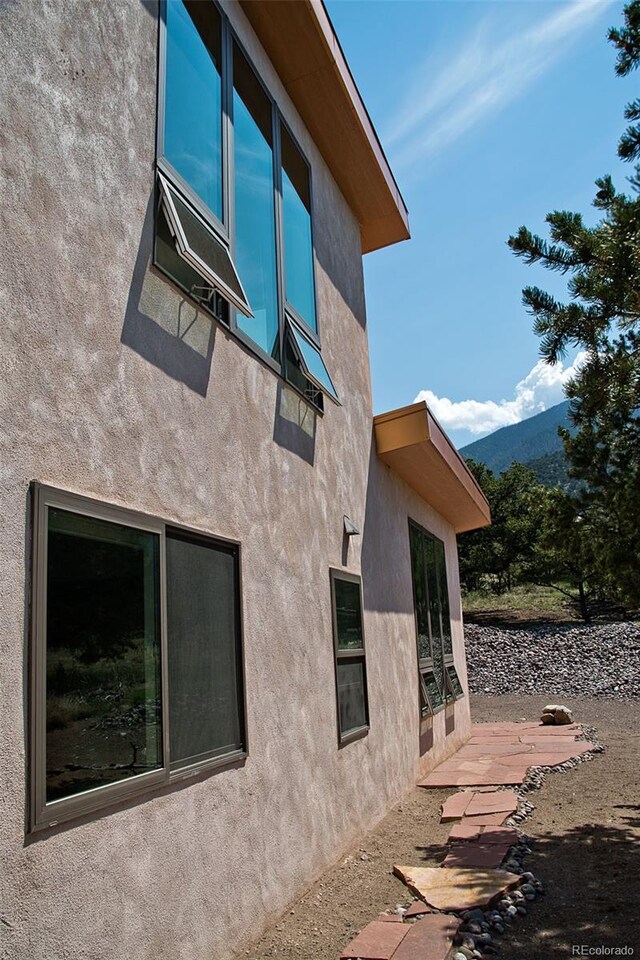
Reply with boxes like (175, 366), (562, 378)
(414, 352), (587, 436)
(386, 0), (613, 168)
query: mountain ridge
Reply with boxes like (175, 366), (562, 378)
(459, 400), (572, 482)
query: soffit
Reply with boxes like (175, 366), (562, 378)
(374, 402), (492, 534)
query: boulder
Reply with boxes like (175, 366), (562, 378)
(541, 704), (573, 725)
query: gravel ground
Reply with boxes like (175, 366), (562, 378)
(470, 695), (640, 959)
(466, 621), (640, 700)
(236, 621), (640, 959)
(238, 696), (640, 960)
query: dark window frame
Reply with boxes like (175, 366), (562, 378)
(329, 569), (369, 747)
(29, 482), (248, 834)
(154, 0), (334, 410)
(408, 519), (459, 716)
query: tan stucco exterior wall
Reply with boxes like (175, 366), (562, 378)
(0, 2), (470, 958)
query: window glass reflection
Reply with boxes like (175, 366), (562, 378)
(165, 0), (223, 219)
(281, 124), (317, 332)
(334, 579), (363, 650)
(45, 509), (162, 802)
(233, 45), (279, 359)
(337, 660), (367, 734)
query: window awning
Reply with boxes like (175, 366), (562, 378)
(286, 317), (340, 404)
(158, 173), (253, 318)
(374, 402), (491, 534)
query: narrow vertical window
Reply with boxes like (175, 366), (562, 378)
(164, 0), (223, 221)
(425, 535), (444, 684)
(409, 521), (462, 715)
(166, 530), (245, 769)
(45, 508), (162, 803)
(435, 538), (453, 659)
(409, 523), (431, 662)
(331, 572), (369, 744)
(280, 123), (317, 334)
(233, 44), (280, 359)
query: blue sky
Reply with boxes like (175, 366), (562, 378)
(325, 0), (630, 447)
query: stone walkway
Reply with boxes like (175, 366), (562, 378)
(417, 721), (593, 787)
(338, 720), (595, 960)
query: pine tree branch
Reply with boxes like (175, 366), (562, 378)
(609, 1), (640, 76)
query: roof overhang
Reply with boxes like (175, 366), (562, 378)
(239, 0), (410, 254)
(374, 402), (492, 534)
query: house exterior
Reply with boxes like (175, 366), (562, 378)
(0, 2), (490, 959)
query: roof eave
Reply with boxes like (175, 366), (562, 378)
(238, 0), (410, 254)
(374, 402), (492, 534)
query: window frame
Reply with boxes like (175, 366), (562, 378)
(278, 115), (321, 349)
(29, 482), (248, 833)
(156, 0), (229, 239)
(329, 569), (369, 747)
(155, 1), (333, 407)
(408, 519), (458, 717)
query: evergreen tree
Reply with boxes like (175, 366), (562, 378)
(507, 1), (640, 609)
(458, 460), (547, 594)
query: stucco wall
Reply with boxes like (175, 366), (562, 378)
(0, 2), (470, 958)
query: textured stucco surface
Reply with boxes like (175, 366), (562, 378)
(0, 2), (470, 958)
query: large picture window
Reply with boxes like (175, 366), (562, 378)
(408, 520), (463, 716)
(30, 484), (246, 831)
(330, 571), (369, 745)
(155, 0), (338, 408)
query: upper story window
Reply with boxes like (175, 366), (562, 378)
(281, 122), (317, 335)
(164, 0), (223, 224)
(154, 0), (339, 409)
(233, 43), (279, 361)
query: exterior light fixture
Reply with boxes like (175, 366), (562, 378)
(343, 516), (360, 536)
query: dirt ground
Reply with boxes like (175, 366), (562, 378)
(239, 695), (640, 960)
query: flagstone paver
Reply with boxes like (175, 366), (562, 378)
(393, 865), (521, 912)
(465, 789), (519, 816)
(447, 821), (482, 841)
(447, 822), (519, 844)
(339, 920), (409, 959)
(460, 811), (511, 826)
(391, 915), (459, 960)
(420, 721), (594, 788)
(341, 721), (596, 960)
(403, 900), (431, 918)
(440, 792), (473, 821)
(478, 826), (519, 844)
(420, 768), (526, 787)
(442, 842), (512, 869)
(340, 915), (459, 960)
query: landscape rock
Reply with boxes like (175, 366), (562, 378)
(541, 704), (573, 724)
(465, 622), (640, 700)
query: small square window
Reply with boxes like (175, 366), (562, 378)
(420, 669), (445, 716)
(446, 665), (464, 701)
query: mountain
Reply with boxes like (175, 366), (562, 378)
(459, 400), (573, 482)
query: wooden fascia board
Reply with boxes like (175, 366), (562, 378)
(373, 403), (492, 533)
